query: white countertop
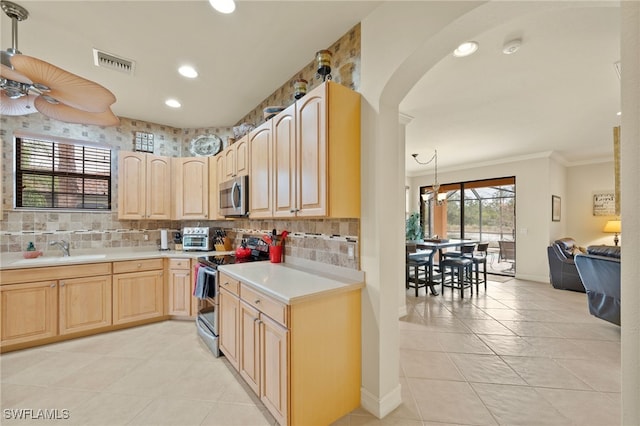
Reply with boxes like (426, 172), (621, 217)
(0, 248), (234, 270)
(217, 261), (364, 305)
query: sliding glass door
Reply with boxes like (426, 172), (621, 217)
(420, 177), (516, 275)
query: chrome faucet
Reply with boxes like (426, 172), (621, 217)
(50, 240), (71, 257)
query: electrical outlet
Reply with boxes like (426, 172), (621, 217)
(143, 234), (149, 241)
(347, 245), (355, 259)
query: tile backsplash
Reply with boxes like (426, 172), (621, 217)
(0, 24), (361, 270)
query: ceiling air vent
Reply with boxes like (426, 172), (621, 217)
(92, 49), (135, 75)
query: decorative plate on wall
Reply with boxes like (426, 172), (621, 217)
(189, 134), (222, 156)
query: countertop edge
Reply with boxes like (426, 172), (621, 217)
(0, 250), (232, 270)
(218, 263), (364, 305)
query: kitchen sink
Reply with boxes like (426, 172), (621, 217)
(11, 254), (107, 266)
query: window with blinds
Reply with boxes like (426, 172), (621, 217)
(16, 137), (112, 210)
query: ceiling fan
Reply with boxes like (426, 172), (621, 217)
(0, 0), (119, 126)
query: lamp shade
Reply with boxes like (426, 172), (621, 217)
(603, 220), (621, 233)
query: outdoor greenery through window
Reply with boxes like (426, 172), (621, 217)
(420, 177), (515, 244)
(16, 137), (112, 210)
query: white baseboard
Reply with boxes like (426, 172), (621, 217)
(398, 304), (407, 318)
(360, 384), (402, 419)
(514, 273), (549, 283)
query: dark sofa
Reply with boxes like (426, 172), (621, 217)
(575, 245), (621, 326)
(547, 238), (586, 292)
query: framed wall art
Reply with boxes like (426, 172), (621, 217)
(552, 195), (561, 222)
(593, 191), (616, 216)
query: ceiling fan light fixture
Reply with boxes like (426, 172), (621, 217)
(165, 99), (181, 108)
(178, 65), (198, 79)
(209, 0), (235, 14)
(453, 41), (478, 57)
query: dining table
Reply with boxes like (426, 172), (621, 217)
(406, 238), (479, 295)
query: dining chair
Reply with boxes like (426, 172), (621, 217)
(406, 243), (428, 296)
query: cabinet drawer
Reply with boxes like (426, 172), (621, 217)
(113, 258), (163, 274)
(218, 272), (240, 296)
(168, 258), (191, 270)
(241, 284), (288, 327)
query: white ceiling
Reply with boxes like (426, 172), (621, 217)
(1, 1), (621, 173)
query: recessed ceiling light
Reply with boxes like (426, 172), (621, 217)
(165, 99), (181, 108)
(178, 65), (198, 79)
(453, 41), (478, 57)
(617, 111), (622, 116)
(209, 0), (235, 14)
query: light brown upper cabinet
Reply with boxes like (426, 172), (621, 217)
(173, 157), (209, 220)
(295, 82), (360, 218)
(118, 152), (171, 220)
(224, 136), (249, 181)
(249, 81), (360, 219)
(208, 155), (225, 221)
(248, 120), (274, 219)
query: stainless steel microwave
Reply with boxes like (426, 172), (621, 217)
(219, 175), (248, 217)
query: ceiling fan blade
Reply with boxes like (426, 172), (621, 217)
(11, 54), (116, 113)
(0, 91), (37, 115)
(34, 96), (120, 127)
(0, 63), (32, 84)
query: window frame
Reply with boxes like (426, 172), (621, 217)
(14, 134), (113, 212)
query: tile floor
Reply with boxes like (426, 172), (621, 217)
(1, 276), (621, 426)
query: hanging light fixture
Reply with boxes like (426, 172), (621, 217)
(412, 150), (446, 205)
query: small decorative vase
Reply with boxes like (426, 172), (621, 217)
(293, 79), (308, 100)
(315, 50), (332, 82)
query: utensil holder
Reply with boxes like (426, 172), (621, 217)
(269, 245), (283, 263)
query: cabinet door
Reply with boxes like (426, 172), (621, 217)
(146, 155), (171, 219)
(260, 314), (289, 426)
(219, 288), (240, 370)
(118, 151), (146, 219)
(168, 269), (192, 316)
(273, 104), (296, 218)
(1, 281), (58, 346)
(296, 86), (327, 217)
(112, 270), (164, 325)
(248, 122), (273, 218)
(208, 156), (219, 220)
(224, 144), (237, 180)
(239, 301), (260, 395)
(235, 136), (249, 177)
(59, 275), (112, 335)
(173, 157), (209, 219)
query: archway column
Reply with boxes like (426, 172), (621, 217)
(621, 1), (640, 423)
(359, 100), (404, 418)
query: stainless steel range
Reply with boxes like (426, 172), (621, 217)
(194, 236), (270, 357)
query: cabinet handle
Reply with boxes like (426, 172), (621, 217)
(223, 282), (229, 286)
(137, 263), (142, 268)
(50, 283), (56, 288)
(254, 299), (261, 304)
(60, 282), (65, 287)
(253, 317), (260, 322)
(290, 209), (295, 213)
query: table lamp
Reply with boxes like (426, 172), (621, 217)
(603, 220), (621, 246)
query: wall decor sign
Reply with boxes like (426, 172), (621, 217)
(552, 195), (561, 222)
(133, 131), (154, 153)
(593, 191), (616, 216)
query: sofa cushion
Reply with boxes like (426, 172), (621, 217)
(554, 238), (583, 258)
(587, 245), (621, 258)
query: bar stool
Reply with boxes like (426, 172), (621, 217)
(440, 257), (473, 298)
(465, 243), (489, 292)
(406, 244), (428, 296)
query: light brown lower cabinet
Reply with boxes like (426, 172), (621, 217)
(0, 280), (58, 347)
(219, 286), (240, 370)
(112, 269), (164, 325)
(167, 258), (193, 317)
(59, 275), (112, 335)
(218, 271), (360, 426)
